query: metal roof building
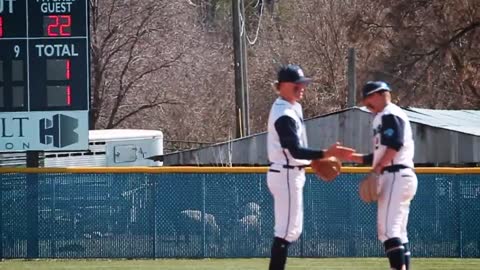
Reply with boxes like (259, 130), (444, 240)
(403, 108), (480, 136)
(163, 107), (480, 166)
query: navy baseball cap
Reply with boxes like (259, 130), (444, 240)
(362, 81), (391, 99)
(277, 64), (312, 84)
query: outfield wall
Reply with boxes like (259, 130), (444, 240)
(0, 167), (479, 258)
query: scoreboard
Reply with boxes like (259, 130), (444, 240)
(0, 0), (89, 151)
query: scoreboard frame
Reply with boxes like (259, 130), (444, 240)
(0, 0), (90, 152)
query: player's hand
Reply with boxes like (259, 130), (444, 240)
(349, 153), (366, 164)
(372, 165), (383, 175)
(325, 142), (355, 161)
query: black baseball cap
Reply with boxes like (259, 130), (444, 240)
(362, 81), (391, 99)
(277, 64), (312, 84)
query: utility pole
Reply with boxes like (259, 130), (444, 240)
(232, 0), (249, 138)
(240, 0), (250, 136)
(347, 48), (357, 107)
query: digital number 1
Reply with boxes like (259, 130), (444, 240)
(46, 59), (73, 107)
(66, 59), (71, 105)
(0, 16), (3, 37)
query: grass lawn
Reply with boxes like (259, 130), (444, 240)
(1, 258), (480, 270)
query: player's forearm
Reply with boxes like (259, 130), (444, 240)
(372, 148), (398, 173)
(287, 145), (324, 160)
(350, 153), (373, 164)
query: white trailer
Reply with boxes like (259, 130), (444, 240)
(43, 129), (163, 167)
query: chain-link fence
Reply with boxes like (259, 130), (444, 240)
(0, 170), (479, 258)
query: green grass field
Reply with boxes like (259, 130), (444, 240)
(1, 258), (480, 270)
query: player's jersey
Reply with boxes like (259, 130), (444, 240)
(372, 103), (414, 168)
(267, 98), (309, 166)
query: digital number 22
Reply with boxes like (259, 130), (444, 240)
(48, 15), (71, 37)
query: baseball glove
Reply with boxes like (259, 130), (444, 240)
(359, 172), (379, 203)
(310, 156), (341, 182)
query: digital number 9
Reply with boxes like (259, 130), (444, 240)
(14, 45), (20, 58)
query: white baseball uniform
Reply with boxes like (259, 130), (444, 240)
(266, 97), (323, 243)
(372, 102), (418, 243)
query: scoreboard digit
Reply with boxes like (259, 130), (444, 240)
(0, 16), (3, 37)
(0, 0), (89, 151)
(44, 15), (72, 37)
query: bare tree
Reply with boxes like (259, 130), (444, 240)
(89, 0), (185, 129)
(85, 0), (479, 153)
(243, 0), (362, 133)
(348, 0), (480, 108)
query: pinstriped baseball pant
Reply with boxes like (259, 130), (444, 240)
(267, 165), (306, 243)
(377, 168), (418, 243)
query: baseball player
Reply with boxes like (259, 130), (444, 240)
(349, 81), (418, 270)
(266, 64), (354, 270)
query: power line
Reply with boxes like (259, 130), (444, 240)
(185, 0), (198, 7)
(239, 0), (264, 45)
(251, 0), (261, 8)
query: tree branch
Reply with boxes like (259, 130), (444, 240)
(410, 21), (480, 58)
(110, 99), (183, 128)
(123, 53), (184, 96)
(358, 19), (394, 30)
(107, 50), (183, 128)
(106, 11), (154, 127)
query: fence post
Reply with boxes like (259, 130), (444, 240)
(26, 151), (39, 259)
(454, 178), (463, 257)
(349, 179), (357, 257)
(151, 174), (157, 258)
(202, 175), (206, 258)
(50, 179), (56, 258)
(0, 173), (3, 260)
